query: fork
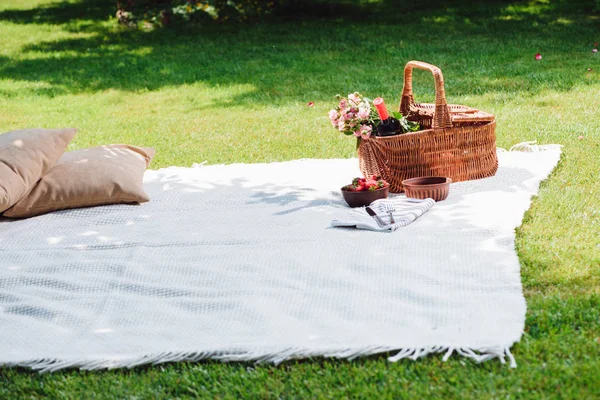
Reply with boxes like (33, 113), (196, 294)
(380, 202), (396, 224)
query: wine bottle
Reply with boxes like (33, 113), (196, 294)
(373, 97), (401, 136)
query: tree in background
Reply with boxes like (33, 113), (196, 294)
(116, 0), (279, 26)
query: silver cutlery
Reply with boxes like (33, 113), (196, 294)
(365, 206), (387, 228)
(380, 202), (396, 224)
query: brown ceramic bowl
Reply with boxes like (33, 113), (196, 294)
(402, 176), (452, 201)
(341, 186), (389, 208)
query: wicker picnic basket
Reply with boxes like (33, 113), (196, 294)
(358, 61), (498, 192)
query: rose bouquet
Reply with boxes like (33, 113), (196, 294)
(327, 92), (379, 139)
(328, 92), (419, 140)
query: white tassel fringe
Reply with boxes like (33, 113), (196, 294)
(5, 344), (518, 373)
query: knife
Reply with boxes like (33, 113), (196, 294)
(365, 206), (387, 228)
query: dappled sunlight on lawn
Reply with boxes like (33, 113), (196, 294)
(0, 0), (598, 103)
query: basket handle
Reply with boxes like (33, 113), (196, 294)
(400, 61), (453, 129)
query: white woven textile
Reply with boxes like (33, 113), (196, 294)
(0, 145), (561, 372)
(331, 197), (436, 231)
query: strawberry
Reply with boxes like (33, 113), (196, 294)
(346, 176), (387, 192)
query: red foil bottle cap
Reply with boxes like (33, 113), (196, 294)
(373, 97), (389, 120)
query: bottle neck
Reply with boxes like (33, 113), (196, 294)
(373, 97), (390, 121)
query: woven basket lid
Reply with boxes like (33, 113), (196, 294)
(409, 102), (495, 124)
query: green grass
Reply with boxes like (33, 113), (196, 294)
(1, 0), (599, 398)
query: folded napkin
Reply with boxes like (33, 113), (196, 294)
(331, 197), (435, 232)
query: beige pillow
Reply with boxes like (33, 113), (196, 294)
(0, 128), (77, 213)
(4, 145), (155, 218)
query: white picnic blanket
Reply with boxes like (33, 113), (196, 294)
(0, 144), (561, 372)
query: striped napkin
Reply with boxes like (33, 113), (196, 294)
(331, 197), (435, 232)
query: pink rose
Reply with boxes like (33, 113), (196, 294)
(348, 92), (361, 105)
(328, 110), (339, 125)
(360, 124), (372, 139)
(337, 119), (346, 131)
(535, 53), (542, 60)
(346, 112), (355, 119)
(354, 130), (361, 137)
(357, 109), (370, 120)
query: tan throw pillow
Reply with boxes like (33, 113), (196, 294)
(4, 145), (155, 218)
(0, 128), (77, 213)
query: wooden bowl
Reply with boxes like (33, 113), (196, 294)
(402, 177), (451, 201)
(341, 186), (389, 208)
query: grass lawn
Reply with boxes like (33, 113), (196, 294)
(1, 0), (599, 398)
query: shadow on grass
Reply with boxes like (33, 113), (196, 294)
(1, 0), (598, 25)
(0, 0), (115, 25)
(0, 0), (598, 104)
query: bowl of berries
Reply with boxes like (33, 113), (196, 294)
(341, 175), (390, 207)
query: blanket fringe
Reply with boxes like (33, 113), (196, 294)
(388, 345), (517, 368)
(5, 344), (518, 373)
(497, 141), (562, 153)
